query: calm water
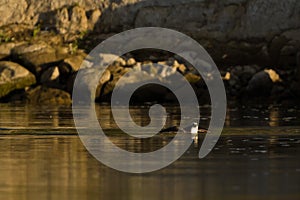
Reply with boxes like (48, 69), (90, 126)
(0, 104), (299, 200)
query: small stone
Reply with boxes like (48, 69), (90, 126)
(114, 57), (126, 66)
(98, 53), (119, 66)
(157, 61), (168, 66)
(172, 60), (180, 68)
(96, 70), (111, 98)
(264, 69), (282, 82)
(176, 64), (186, 74)
(99, 70), (111, 85)
(167, 57), (175, 65)
(184, 73), (201, 83)
(132, 62), (142, 71)
(223, 72), (231, 80)
(127, 58), (136, 66)
(60, 52), (87, 74)
(40, 66), (59, 84)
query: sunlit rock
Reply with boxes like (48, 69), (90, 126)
(0, 61), (36, 98)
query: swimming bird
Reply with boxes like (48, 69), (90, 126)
(159, 122), (207, 142)
(159, 122), (207, 134)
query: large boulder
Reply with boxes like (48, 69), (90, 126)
(0, 61), (36, 98)
(11, 42), (69, 74)
(245, 69), (282, 97)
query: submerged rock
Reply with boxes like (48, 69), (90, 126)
(27, 86), (71, 105)
(0, 61), (36, 98)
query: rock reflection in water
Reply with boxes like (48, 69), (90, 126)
(0, 104), (299, 199)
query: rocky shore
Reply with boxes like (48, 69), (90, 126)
(0, 0), (299, 105)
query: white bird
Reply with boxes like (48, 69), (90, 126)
(159, 122), (207, 143)
(184, 122), (199, 135)
(160, 122), (207, 134)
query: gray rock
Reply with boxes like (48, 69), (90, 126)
(0, 61), (36, 98)
(115, 57), (127, 66)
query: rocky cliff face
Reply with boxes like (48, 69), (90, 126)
(0, 0), (299, 103)
(99, 0), (300, 67)
(1, 0), (299, 66)
(0, 0), (106, 27)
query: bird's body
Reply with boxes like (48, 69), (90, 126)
(190, 123), (198, 134)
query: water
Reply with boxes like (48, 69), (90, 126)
(0, 104), (299, 200)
